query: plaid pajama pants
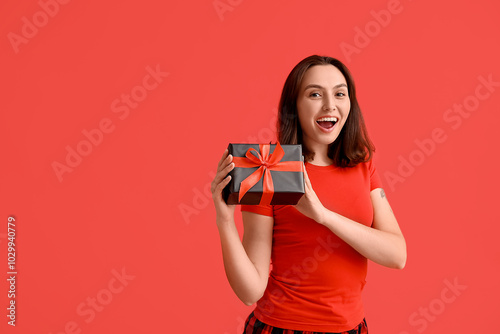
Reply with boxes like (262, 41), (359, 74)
(243, 312), (368, 334)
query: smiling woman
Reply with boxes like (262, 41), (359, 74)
(278, 56), (374, 167)
(211, 55), (406, 334)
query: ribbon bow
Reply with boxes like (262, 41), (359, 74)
(232, 142), (303, 205)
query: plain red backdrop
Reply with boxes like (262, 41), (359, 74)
(1, 0), (499, 333)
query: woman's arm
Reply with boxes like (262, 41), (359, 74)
(319, 188), (406, 269)
(294, 166), (406, 269)
(212, 150), (273, 305)
(217, 212), (273, 305)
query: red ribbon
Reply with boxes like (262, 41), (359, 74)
(232, 142), (303, 205)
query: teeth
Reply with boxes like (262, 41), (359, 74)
(317, 117), (338, 122)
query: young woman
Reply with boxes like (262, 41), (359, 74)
(211, 55), (406, 334)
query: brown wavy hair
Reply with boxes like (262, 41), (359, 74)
(277, 55), (375, 167)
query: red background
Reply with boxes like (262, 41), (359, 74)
(1, 0), (499, 333)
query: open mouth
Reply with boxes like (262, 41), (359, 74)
(316, 116), (338, 130)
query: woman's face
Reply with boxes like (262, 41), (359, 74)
(296, 64), (351, 152)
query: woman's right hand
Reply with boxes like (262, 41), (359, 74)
(211, 149), (273, 305)
(211, 148), (236, 226)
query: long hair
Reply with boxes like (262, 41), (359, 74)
(277, 55), (375, 167)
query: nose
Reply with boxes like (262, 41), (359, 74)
(322, 96), (336, 111)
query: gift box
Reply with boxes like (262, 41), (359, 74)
(223, 142), (305, 205)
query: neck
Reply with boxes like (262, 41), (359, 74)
(304, 141), (333, 166)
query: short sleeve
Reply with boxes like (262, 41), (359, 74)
(368, 159), (383, 191)
(241, 204), (273, 217)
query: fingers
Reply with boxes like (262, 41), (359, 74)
(211, 166), (233, 194)
(217, 148), (228, 167)
(302, 163), (312, 190)
(217, 150), (233, 173)
(217, 149), (230, 170)
(212, 150), (235, 195)
(213, 174), (232, 198)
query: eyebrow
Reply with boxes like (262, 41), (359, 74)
(303, 83), (347, 91)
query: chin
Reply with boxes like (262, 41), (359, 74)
(313, 135), (340, 147)
(324, 132), (341, 145)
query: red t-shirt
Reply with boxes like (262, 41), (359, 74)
(241, 159), (383, 332)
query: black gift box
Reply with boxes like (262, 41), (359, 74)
(223, 143), (305, 205)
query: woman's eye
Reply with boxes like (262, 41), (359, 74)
(336, 92), (346, 97)
(310, 92), (321, 97)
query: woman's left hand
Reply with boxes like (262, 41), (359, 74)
(293, 163), (327, 225)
